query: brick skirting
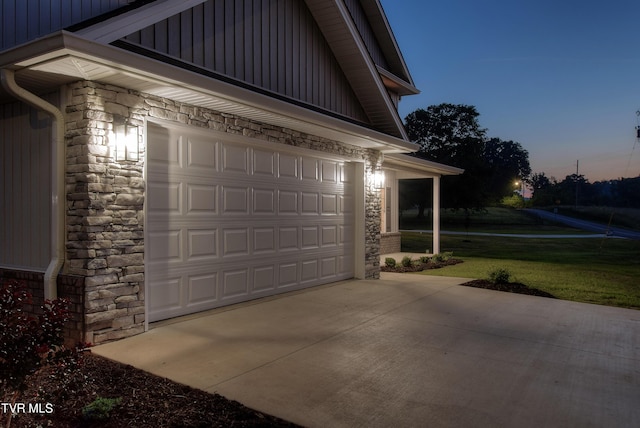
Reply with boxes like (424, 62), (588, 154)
(0, 268), (85, 345)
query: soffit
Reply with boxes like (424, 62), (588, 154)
(383, 153), (464, 178)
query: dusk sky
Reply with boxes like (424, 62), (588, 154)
(381, 0), (640, 182)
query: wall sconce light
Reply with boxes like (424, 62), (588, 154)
(373, 168), (385, 190)
(110, 120), (140, 161)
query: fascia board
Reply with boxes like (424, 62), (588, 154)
(383, 153), (464, 176)
(306, 0), (409, 141)
(74, 0), (209, 44)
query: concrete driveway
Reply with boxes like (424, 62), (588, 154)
(93, 273), (640, 427)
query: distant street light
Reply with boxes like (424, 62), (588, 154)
(514, 180), (525, 207)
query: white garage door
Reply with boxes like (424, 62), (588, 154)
(146, 123), (355, 322)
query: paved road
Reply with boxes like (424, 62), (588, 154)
(525, 208), (640, 240)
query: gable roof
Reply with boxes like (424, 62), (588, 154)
(73, 0), (417, 139)
(0, 0), (419, 151)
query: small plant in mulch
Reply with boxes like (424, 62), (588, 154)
(461, 269), (556, 298)
(82, 396), (122, 422)
(488, 268), (511, 284)
(381, 253), (464, 273)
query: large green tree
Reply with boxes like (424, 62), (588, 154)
(402, 103), (531, 212)
(483, 138), (531, 202)
(405, 103), (486, 167)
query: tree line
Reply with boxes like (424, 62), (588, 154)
(529, 173), (640, 208)
(401, 103), (639, 213)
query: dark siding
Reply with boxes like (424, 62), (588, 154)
(1, 0), (131, 51)
(123, 0), (368, 123)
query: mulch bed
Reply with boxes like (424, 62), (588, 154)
(382, 257), (555, 298)
(6, 353), (300, 428)
(460, 279), (556, 298)
(381, 258), (464, 273)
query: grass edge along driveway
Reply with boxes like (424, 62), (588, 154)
(402, 231), (640, 310)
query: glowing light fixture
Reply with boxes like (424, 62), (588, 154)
(111, 118), (140, 161)
(373, 168), (385, 189)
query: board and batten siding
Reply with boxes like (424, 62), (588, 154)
(0, 0), (131, 51)
(123, 0), (369, 123)
(343, 0), (388, 71)
(0, 93), (58, 271)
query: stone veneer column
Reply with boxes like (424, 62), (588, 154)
(363, 153), (383, 279)
(64, 80), (383, 343)
(65, 82), (145, 343)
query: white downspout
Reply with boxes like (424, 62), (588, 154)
(1, 69), (64, 300)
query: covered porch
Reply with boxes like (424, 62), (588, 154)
(380, 153), (463, 256)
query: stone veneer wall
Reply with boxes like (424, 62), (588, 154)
(65, 80), (382, 344)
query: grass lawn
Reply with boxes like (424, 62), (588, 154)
(400, 230), (640, 310)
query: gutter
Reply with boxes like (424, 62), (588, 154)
(1, 69), (64, 300)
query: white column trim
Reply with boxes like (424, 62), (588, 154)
(432, 176), (441, 255)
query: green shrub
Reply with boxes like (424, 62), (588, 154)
(431, 252), (453, 263)
(419, 256), (431, 264)
(385, 258), (396, 268)
(1, 278), (84, 428)
(401, 256), (413, 267)
(489, 268), (511, 284)
(82, 397), (122, 421)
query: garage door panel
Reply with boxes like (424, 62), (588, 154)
(187, 229), (217, 260)
(322, 193), (338, 214)
(187, 184), (217, 214)
(187, 137), (218, 171)
(253, 149), (276, 176)
(148, 230), (182, 262)
(301, 226), (319, 249)
(252, 189), (275, 214)
(278, 190), (298, 214)
(147, 123), (355, 322)
(301, 260), (318, 282)
(148, 181), (181, 214)
(301, 192), (319, 214)
(253, 266), (276, 292)
(321, 257), (337, 278)
(222, 143), (249, 174)
(277, 153), (299, 179)
(321, 160), (338, 182)
(148, 128), (182, 166)
(253, 227), (275, 253)
(222, 269), (249, 299)
(302, 157), (319, 181)
(278, 263), (298, 287)
(149, 277), (182, 311)
(222, 186), (249, 214)
(322, 226), (338, 247)
(279, 227), (298, 250)
(222, 228), (249, 256)
(187, 273), (218, 305)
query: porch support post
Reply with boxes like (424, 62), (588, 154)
(432, 176), (441, 255)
